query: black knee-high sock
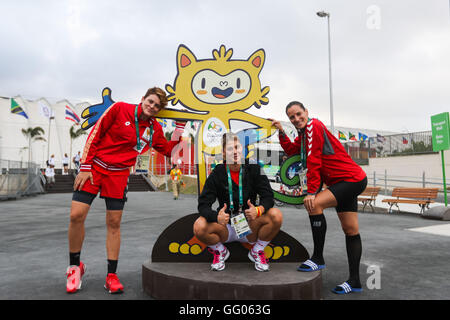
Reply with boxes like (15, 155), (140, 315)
(309, 214), (326, 265)
(346, 234), (362, 288)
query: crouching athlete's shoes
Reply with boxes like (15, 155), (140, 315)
(248, 249), (270, 272)
(104, 273), (124, 294)
(208, 247), (230, 271)
(66, 261), (86, 293)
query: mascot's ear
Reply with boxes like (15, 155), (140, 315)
(177, 44), (197, 69)
(247, 48), (265, 72)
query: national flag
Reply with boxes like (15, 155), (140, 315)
(338, 130), (347, 141)
(65, 105), (81, 124)
(10, 98), (28, 119)
(376, 134), (385, 142)
(38, 101), (54, 119)
(358, 132), (368, 141)
(402, 137), (408, 144)
(349, 132), (357, 141)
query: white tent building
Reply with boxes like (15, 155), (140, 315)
(1, 94), (398, 170)
(0, 95), (90, 168)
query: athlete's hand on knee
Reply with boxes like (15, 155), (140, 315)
(217, 203), (229, 226)
(244, 199), (257, 221)
(304, 194), (316, 213)
(74, 171), (93, 191)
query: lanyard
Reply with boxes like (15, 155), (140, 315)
(226, 165), (243, 213)
(300, 132), (307, 168)
(299, 118), (311, 169)
(134, 105), (153, 151)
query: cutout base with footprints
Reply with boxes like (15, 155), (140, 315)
(142, 213), (323, 299)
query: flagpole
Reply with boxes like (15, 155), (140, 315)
(47, 117), (51, 162)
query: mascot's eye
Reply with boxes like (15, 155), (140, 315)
(236, 78), (241, 89)
(201, 78), (206, 89)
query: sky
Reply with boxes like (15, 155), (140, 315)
(0, 0), (449, 133)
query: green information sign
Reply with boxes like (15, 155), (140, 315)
(430, 112), (449, 207)
(431, 112), (450, 152)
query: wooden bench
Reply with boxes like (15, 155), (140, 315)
(358, 187), (380, 212)
(381, 188), (439, 214)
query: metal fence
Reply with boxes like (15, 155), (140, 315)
(0, 159), (45, 200)
(367, 170), (448, 196)
(344, 131), (436, 163)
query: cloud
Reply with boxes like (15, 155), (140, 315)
(0, 0), (448, 132)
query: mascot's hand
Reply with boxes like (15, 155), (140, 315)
(81, 88), (115, 130)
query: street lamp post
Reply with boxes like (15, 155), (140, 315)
(317, 10), (335, 136)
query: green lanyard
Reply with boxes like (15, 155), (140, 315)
(134, 105), (153, 151)
(299, 118), (311, 169)
(226, 165), (243, 213)
(300, 132), (307, 168)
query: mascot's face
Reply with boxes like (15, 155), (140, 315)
(192, 69), (251, 105)
(166, 45), (269, 112)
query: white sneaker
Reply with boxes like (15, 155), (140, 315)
(66, 261), (86, 293)
(248, 249), (270, 272)
(208, 247), (230, 271)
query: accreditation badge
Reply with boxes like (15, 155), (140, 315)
(299, 168), (308, 195)
(142, 127), (151, 141)
(231, 211), (252, 239)
(133, 141), (147, 153)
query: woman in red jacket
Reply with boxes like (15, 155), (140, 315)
(271, 101), (367, 294)
(66, 87), (185, 294)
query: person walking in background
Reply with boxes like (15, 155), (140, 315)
(48, 154), (55, 168)
(73, 151), (81, 172)
(62, 153), (69, 175)
(45, 163), (55, 188)
(170, 162), (182, 200)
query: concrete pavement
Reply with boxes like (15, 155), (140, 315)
(1, 191), (449, 300)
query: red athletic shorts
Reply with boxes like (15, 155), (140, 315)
(80, 164), (130, 200)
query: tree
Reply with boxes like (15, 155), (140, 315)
(21, 127), (46, 164)
(69, 124), (87, 169)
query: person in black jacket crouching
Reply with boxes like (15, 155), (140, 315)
(194, 132), (283, 272)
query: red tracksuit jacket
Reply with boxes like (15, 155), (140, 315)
(80, 101), (180, 173)
(279, 118), (366, 195)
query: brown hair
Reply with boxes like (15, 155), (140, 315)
(143, 87), (168, 109)
(285, 101), (306, 114)
(221, 132), (241, 151)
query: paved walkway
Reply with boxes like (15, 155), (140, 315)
(1, 191), (449, 300)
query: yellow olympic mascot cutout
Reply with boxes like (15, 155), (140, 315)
(154, 45), (308, 262)
(157, 44), (276, 193)
(80, 45), (308, 262)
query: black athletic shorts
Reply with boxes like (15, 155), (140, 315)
(72, 190), (127, 211)
(327, 177), (367, 213)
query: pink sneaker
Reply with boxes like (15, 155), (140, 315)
(104, 273), (124, 294)
(208, 247), (230, 271)
(66, 261), (86, 293)
(248, 250), (269, 272)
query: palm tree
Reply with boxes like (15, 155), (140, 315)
(69, 124), (87, 169)
(21, 127), (46, 164)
